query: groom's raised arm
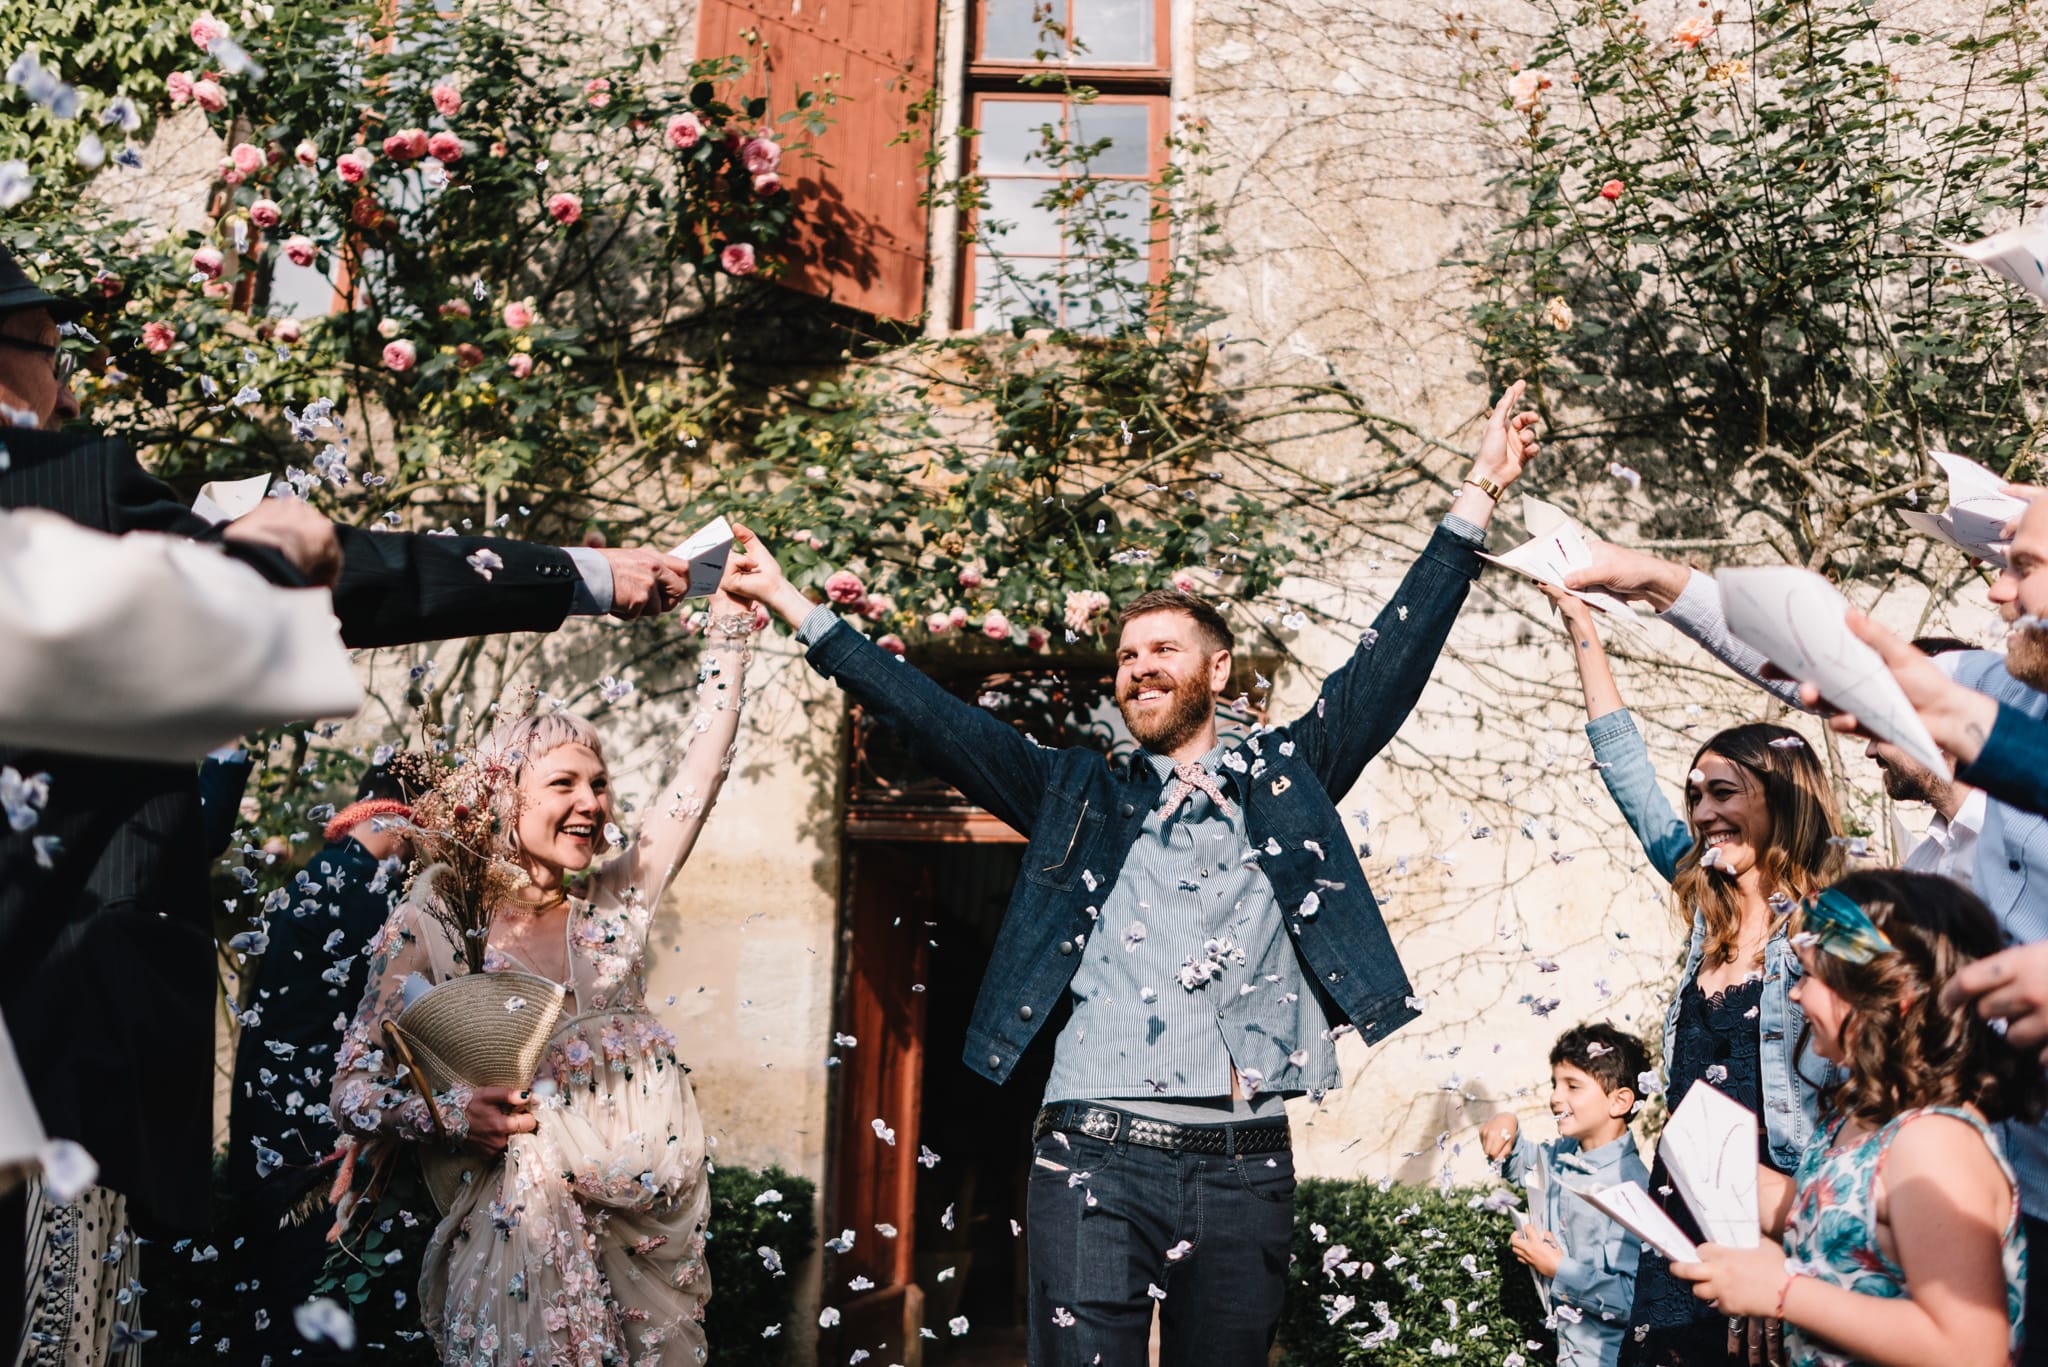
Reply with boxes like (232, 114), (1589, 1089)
(1289, 381), (1542, 796)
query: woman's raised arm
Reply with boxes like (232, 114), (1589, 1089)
(608, 591), (754, 907)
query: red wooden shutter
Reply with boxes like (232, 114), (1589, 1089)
(697, 0), (936, 320)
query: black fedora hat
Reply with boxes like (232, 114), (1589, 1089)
(0, 241), (84, 322)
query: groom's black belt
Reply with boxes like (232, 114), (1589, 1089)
(1031, 1102), (1292, 1156)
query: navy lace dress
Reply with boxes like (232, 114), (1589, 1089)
(1624, 976), (1777, 1367)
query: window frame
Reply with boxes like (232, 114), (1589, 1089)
(956, 0), (1173, 332)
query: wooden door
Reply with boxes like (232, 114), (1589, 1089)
(823, 844), (932, 1364)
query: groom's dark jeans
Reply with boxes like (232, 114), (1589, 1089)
(1024, 1120), (1296, 1366)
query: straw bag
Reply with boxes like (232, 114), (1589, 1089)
(379, 970), (566, 1213)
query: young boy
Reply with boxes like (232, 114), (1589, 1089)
(1480, 1022), (1652, 1367)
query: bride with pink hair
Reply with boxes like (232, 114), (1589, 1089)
(332, 544), (758, 1366)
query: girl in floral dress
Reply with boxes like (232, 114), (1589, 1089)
(1674, 870), (2047, 1367)
(331, 586), (755, 1367)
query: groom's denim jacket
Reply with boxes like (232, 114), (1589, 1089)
(1585, 708), (1823, 1171)
(800, 523), (1483, 1085)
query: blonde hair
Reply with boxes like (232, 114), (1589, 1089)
(477, 712), (610, 862)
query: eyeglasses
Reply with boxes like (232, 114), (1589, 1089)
(0, 335), (76, 384)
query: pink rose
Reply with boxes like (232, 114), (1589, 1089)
(1598, 179), (1624, 200)
(193, 78), (227, 113)
(141, 321), (175, 353)
(877, 634), (907, 656)
(383, 128), (429, 161)
(948, 606), (968, 628)
(982, 609), (1010, 641)
(1671, 15), (1715, 48)
(382, 339), (416, 372)
(740, 136), (781, 175)
(202, 280), (230, 298)
(166, 72), (194, 106)
(1171, 570), (1197, 594)
(860, 593), (893, 620)
(192, 246), (225, 280)
(273, 318), (301, 344)
(427, 132), (462, 163)
(751, 172), (782, 196)
(294, 139), (318, 167)
(456, 342), (485, 369)
(1063, 589), (1110, 634)
(958, 567), (983, 588)
(719, 242), (756, 276)
(546, 192), (582, 225)
(438, 299), (472, 319)
(502, 300), (533, 330)
(1508, 69), (1548, 114)
(249, 198), (281, 229)
(230, 142), (263, 176)
(217, 158), (245, 186)
(584, 78), (612, 108)
(508, 352), (534, 378)
(1025, 625), (1050, 651)
(283, 234), (316, 266)
(825, 569), (867, 605)
(925, 612), (953, 635)
(190, 15), (228, 50)
(335, 149), (372, 184)
(431, 82), (462, 117)
(665, 112), (703, 149)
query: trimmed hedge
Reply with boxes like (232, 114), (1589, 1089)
(1277, 1178), (1554, 1365)
(704, 1163), (819, 1365)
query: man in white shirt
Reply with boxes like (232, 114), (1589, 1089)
(1873, 636), (1984, 889)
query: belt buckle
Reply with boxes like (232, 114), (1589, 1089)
(1079, 1108), (1122, 1142)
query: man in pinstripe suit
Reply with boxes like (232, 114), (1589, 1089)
(0, 247), (701, 1357)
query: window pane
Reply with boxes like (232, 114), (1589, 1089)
(981, 0), (1065, 60)
(979, 178), (1064, 255)
(1072, 0), (1152, 63)
(1073, 104), (1151, 174)
(977, 101), (1065, 173)
(1069, 256), (1151, 333)
(1065, 180), (1150, 255)
(971, 252), (1061, 330)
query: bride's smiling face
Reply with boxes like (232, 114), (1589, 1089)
(516, 743), (612, 876)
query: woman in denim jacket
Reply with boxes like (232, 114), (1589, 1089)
(1547, 589), (1844, 1366)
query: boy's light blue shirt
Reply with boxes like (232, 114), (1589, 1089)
(1504, 1128), (1650, 1367)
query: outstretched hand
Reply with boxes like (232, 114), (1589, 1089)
(1539, 583), (1600, 637)
(1941, 940), (2048, 1064)
(1473, 380), (1542, 492)
(717, 523), (814, 629)
(1560, 539), (1690, 612)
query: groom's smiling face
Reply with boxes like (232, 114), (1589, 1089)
(1115, 611), (1227, 755)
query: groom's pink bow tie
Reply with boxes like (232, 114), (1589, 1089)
(1158, 760), (1234, 819)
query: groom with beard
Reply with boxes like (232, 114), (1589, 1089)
(727, 384), (1541, 1366)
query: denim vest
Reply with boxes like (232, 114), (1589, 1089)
(1586, 709), (1822, 1171)
(801, 522), (1484, 1086)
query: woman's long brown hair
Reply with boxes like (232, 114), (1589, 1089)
(1805, 870), (2047, 1128)
(1669, 722), (1844, 966)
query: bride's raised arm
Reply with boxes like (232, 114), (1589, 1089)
(604, 562), (758, 906)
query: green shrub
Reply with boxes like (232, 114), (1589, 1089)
(704, 1163), (819, 1366)
(1277, 1179), (1553, 1366)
